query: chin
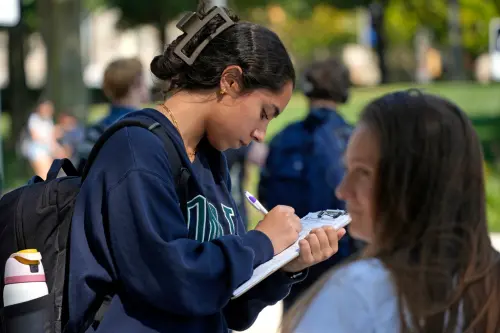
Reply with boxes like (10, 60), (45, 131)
(347, 217), (372, 243)
(349, 227), (372, 243)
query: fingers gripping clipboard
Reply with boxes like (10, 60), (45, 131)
(232, 210), (351, 299)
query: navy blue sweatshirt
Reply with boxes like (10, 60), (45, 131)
(67, 108), (301, 333)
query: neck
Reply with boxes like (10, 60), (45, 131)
(309, 99), (338, 111)
(162, 91), (212, 150)
(113, 95), (140, 109)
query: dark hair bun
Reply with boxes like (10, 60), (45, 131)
(150, 47), (190, 85)
(150, 6), (239, 87)
(150, 55), (168, 80)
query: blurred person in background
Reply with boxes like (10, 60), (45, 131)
(76, 57), (149, 171)
(55, 112), (85, 165)
(224, 142), (269, 228)
(282, 90), (500, 333)
(19, 99), (66, 178)
(259, 57), (360, 313)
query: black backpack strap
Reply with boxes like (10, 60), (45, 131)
(81, 117), (190, 213)
(79, 116), (191, 332)
(81, 119), (152, 181)
(147, 122), (191, 218)
(46, 158), (79, 181)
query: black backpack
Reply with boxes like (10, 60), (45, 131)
(0, 115), (191, 333)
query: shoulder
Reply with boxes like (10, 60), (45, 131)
(332, 121), (353, 138)
(100, 109), (184, 169)
(324, 258), (398, 317)
(329, 258), (392, 286)
(295, 258), (399, 332)
(84, 123), (172, 189)
(28, 113), (42, 125)
(268, 121), (305, 149)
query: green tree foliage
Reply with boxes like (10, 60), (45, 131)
(104, 0), (197, 45)
(237, 0), (371, 16)
(266, 4), (358, 60)
(386, 0), (498, 56)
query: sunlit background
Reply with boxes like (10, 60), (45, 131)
(0, 0), (499, 230)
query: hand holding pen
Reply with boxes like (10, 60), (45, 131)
(245, 191), (301, 255)
(244, 190), (346, 273)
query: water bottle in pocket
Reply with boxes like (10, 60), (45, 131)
(2, 249), (52, 333)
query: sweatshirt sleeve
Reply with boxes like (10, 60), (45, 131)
(105, 167), (274, 317)
(223, 269), (307, 331)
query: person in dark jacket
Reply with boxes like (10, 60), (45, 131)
(260, 57), (363, 313)
(224, 142), (268, 228)
(67, 4), (345, 333)
(76, 57), (149, 170)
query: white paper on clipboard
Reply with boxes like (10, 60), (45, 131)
(232, 210), (351, 299)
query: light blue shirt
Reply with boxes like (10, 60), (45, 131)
(294, 258), (400, 333)
(295, 258), (464, 333)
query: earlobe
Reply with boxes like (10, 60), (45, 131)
(216, 87), (227, 102)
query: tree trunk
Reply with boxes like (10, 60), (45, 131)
(447, 0), (466, 80)
(370, 1), (388, 83)
(6, 20), (30, 149)
(38, 0), (88, 122)
(157, 21), (167, 48)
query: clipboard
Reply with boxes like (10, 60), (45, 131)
(232, 210), (351, 299)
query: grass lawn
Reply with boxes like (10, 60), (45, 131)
(486, 167), (500, 231)
(2, 82), (500, 230)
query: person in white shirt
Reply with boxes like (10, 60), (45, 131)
(281, 89), (500, 333)
(21, 100), (65, 178)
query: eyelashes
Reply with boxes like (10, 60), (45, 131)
(357, 168), (371, 176)
(261, 108), (269, 120)
(346, 167), (372, 179)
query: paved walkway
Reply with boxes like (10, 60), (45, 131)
(237, 233), (500, 333)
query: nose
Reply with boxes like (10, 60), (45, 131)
(251, 129), (265, 143)
(335, 176), (347, 201)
